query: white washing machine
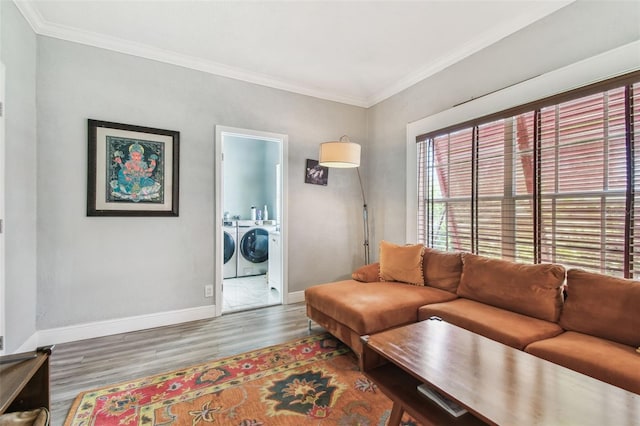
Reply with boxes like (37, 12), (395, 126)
(237, 220), (277, 277)
(223, 220), (237, 279)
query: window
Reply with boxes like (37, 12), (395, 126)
(418, 76), (639, 278)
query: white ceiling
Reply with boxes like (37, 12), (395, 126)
(15, 0), (573, 107)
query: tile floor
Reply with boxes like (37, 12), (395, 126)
(222, 274), (282, 313)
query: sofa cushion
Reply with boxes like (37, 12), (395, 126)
(418, 299), (564, 350)
(560, 269), (640, 347)
(422, 248), (462, 292)
(305, 279), (456, 335)
(352, 262), (381, 283)
(526, 331), (640, 394)
(457, 254), (565, 322)
(379, 241), (425, 285)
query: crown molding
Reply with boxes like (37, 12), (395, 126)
(12, 0), (44, 30)
(366, 1), (574, 107)
(12, 0), (369, 108)
(13, 0), (572, 109)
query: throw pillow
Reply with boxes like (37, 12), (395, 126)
(352, 263), (381, 282)
(378, 240), (425, 286)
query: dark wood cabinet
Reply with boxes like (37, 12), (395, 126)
(0, 346), (52, 415)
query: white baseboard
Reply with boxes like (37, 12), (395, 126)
(14, 291), (306, 351)
(286, 290), (305, 304)
(15, 332), (40, 354)
(35, 304), (217, 347)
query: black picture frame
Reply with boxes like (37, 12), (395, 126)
(87, 119), (180, 216)
(305, 159), (329, 186)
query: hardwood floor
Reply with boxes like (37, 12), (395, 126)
(49, 302), (323, 426)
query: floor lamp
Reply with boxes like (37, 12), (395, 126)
(319, 135), (370, 265)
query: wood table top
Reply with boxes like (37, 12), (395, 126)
(365, 318), (640, 426)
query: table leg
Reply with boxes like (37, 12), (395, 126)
(387, 402), (404, 426)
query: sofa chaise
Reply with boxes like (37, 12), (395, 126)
(304, 241), (640, 395)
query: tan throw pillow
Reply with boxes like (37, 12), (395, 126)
(457, 253), (565, 322)
(378, 241), (425, 285)
(352, 263), (381, 282)
(422, 248), (463, 292)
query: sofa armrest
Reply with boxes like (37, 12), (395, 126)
(352, 263), (380, 282)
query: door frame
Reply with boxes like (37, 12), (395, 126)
(214, 126), (288, 317)
(0, 63), (6, 354)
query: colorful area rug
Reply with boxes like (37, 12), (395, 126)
(64, 333), (419, 425)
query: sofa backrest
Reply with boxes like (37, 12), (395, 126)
(422, 248), (463, 293)
(457, 253), (566, 323)
(561, 269), (640, 347)
(351, 246), (463, 293)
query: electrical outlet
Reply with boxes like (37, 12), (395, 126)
(204, 284), (214, 298)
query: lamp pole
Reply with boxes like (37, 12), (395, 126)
(318, 135), (369, 265)
(357, 167), (370, 265)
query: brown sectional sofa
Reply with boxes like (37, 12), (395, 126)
(305, 247), (640, 395)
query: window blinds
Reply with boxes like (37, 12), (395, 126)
(418, 78), (639, 278)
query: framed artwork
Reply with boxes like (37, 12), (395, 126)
(87, 119), (180, 216)
(305, 159), (329, 186)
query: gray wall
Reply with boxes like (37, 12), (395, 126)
(1, 1), (38, 353)
(35, 37), (366, 329)
(223, 135), (279, 220)
(264, 139), (279, 220)
(366, 0), (640, 256)
(4, 0), (639, 344)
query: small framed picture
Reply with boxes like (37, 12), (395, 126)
(87, 119), (180, 216)
(305, 159), (329, 186)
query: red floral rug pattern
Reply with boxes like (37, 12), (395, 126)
(64, 333), (419, 425)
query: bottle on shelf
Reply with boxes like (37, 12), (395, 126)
(264, 205), (269, 221)
(250, 206), (256, 220)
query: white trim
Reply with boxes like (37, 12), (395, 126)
(12, 1), (368, 108)
(214, 126), (289, 318)
(369, 1), (574, 106)
(11, 293), (306, 351)
(286, 291), (305, 305)
(281, 141), (290, 308)
(11, 0), (44, 31)
(34, 304), (216, 347)
(15, 332), (39, 354)
(0, 64), (5, 355)
(406, 40), (640, 242)
(214, 127), (224, 317)
(12, 0), (572, 108)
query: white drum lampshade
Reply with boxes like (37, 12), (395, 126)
(319, 136), (361, 168)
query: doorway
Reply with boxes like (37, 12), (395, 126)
(214, 126), (288, 316)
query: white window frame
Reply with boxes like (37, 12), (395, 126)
(406, 41), (640, 243)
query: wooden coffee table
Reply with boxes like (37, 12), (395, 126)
(361, 318), (640, 426)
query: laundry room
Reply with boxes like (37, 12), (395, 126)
(221, 133), (282, 313)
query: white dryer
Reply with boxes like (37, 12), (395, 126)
(237, 220), (277, 277)
(222, 220), (237, 279)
